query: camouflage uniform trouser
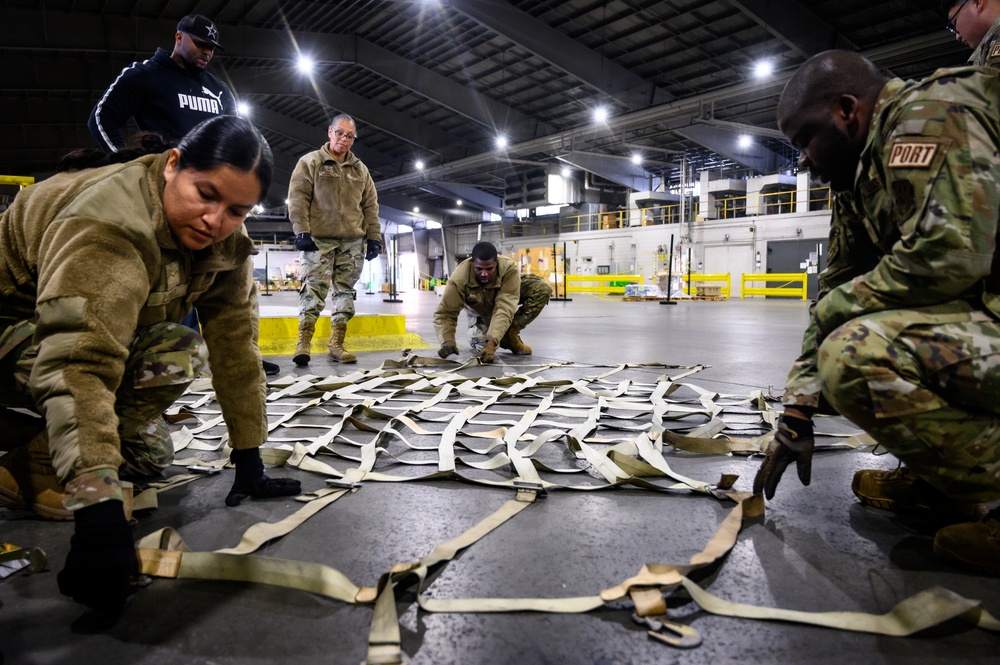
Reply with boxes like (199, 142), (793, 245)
(468, 274), (553, 351)
(818, 302), (1000, 503)
(298, 237), (365, 327)
(0, 320), (208, 480)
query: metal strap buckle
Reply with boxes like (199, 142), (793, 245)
(327, 478), (363, 489)
(187, 465), (221, 475)
(512, 479), (546, 495)
(631, 613), (702, 648)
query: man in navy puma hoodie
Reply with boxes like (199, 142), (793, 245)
(88, 14), (237, 153)
(87, 16), (286, 375)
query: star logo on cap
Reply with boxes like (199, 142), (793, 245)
(207, 24), (219, 41)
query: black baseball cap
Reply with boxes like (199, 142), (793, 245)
(177, 14), (225, 51)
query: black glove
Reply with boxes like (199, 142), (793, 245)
(226, 447), (302, 507)
(294, 233), (319, 252)
(753, 411), (815, 500)
(365, 239), (382, 261)
(438, 342), (459, 359)
(57, 500), (138, 617)
(478, 339), (497, 364)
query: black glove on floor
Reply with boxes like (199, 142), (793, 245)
(753, 412), (815, 500)
(57, 500), (137, 617)
(295, 233), (319, 252)
(365, 239), (381, 261)
(226, 447), (302, 507)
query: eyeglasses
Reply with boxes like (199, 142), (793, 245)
(947, 0), (972, 34)
(332, 129), (357, 142)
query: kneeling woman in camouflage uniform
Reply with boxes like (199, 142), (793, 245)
(0, 115), (300, 617)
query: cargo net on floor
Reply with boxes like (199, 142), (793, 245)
(132, 355), (999, 661)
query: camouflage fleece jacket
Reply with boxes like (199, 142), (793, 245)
(433, 256), (521, 346)
(0, 151), (267, 501)
(784, 68), (1000, 408)
(287, 143), (381, 242)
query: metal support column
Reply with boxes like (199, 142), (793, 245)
(660, 233), (676, 306)
(550, 242), (572, 302)
(383, 236), (402, 303)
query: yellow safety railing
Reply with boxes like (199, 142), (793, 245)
(680, 274), (731, 298)
(565, 274), (643, 295)
(510, 186), (834, 237)
(741, 273), (808, 300)
(0, 175), (35, 189)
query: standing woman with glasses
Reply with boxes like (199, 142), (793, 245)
(943, 0), (1000, 68)
(286, 114), (383, 366)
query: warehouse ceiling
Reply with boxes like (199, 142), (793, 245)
(0, 0), (969, 231)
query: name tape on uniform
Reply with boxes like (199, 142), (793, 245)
(887, 142), (938, 168)
(991, 43), (1000, 58)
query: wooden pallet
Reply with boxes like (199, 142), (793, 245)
(622, 295), (668, 302)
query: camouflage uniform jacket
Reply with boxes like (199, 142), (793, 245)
(784, 68), (1000, 408)
(0, 151), (268, 485)
(287, 143), (381, 242)
(969, 14), (1000, 68)
(433, 256), (521, 346)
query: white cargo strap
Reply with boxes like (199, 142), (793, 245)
(678, 576), (1000, 635)
(363, 487), (543, 664)
(142, 356), (998, 659)
(133, 484), (998, 659)
(136, 543), (362, 606)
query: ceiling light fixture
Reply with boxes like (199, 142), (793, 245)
(738, 134), (753, 149)
(415, 159), (425, 171)
(237, 102), (250, 116)
(753, 60), (773, 79)
(297, 56), (314, 74)
(560, 166), (571, 178)
(631, 153), (642, 165)
(593, 106), (609, 123)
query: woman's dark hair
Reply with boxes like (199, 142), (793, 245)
(57, 132), (175, 172)
(56, 116), (274, 202)
(175, 116), (274, 202)
(471, 241), (498, 261)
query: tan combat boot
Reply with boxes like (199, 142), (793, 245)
(327, 323), (357, 363)
(852, 466), (988, 526)
(933, 510), (1000, 576)
(501, 320), (532, 356)
(0, 432), (72, 520)
(293, 320), (316, 366)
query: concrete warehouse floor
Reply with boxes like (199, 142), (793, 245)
(1, 289), (998, 665)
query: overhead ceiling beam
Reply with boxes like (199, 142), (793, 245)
(2, 7), (545, 142)
(416, 182), (505, 216)
(379, 196), (449, 226)
(556, 152), (659, 191)
(727, 0), (856, 59)
(354, 40), (549, 140)
(444, 0), (672, 110)
(674, 125), (788, 173)
(228, 68), (464, 160)
(376, 27), (943, 195)
(693, 117), (788, 141)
